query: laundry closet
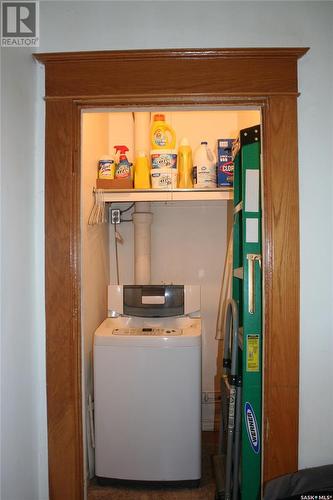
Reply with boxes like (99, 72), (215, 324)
(81, 108), (261, 486)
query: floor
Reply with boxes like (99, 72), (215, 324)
(88, 431), (218, 500)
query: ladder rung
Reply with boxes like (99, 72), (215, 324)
(234, 201), (243, 214)
(233, 267), (244, 279)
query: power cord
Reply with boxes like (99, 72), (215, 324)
(120, 203), (135, 214)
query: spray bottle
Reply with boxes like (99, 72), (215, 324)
(114, 145), (131, 179)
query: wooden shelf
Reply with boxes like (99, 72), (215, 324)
(95, 188), (233, 202)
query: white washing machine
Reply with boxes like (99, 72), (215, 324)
(94, 284), (201, 485)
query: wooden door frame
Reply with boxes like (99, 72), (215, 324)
(34, 48), (308, 499)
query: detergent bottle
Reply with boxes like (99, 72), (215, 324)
(177, 137), (193, 188)
(193, 141), (217, 188)
(134, 151), (151, 189)
(114, 145), (131, 179)
(150, 114), (176, 150)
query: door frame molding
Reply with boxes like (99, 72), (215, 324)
(34, 47), (308, 499)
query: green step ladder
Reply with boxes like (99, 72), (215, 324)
(214, 125), (262, 500)
(234, 125), (262, 500)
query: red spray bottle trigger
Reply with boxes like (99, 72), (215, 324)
(114, 145), (129, 160)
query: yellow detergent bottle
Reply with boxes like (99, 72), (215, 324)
(134, 151), (151, 189)
(150, 114), (176, 150)
(177, 137), (193, 188)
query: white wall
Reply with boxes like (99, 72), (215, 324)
(1, 2), (332, 498)
(81, 112), (110, 483)
(1, 49), (48, 500)
(150, 200), (227, 429)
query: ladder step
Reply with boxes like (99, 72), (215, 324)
(233, 267), (244, 279)
(234, 201), (243, 214)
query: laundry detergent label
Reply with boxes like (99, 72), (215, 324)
(193, 165), (216, 188)
(217, 159), (234, 186)
(151, 152), (177, 169)
(246, 334), (260, 372)
(153, 128), (167, 147)
(244, 402), (260, 454)
(150, 169), (177, 189)
(115, 164), (130, 178)
(151, 171), (172, 187)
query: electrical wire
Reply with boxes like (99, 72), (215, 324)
(120, 203), (135, 214)
(120, 203), (135, 223)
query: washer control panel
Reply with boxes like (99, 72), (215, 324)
(112, 327), (182, 336)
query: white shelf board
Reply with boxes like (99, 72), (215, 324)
(96, 188), (233, 203)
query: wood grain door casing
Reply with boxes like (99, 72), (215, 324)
(45, 99), (83, 499)
(261, 95), (300, 479)
(35, 48), (308, 500)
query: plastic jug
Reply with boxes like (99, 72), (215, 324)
(134, 151), (151, 189)
(150, 114), (176, 150)
(177, 137), (193, 188)
(193, 141), (217, 188)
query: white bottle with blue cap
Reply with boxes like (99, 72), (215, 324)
(193, 141), (217, 188)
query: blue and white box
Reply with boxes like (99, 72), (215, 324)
(217, 138), (234, 187)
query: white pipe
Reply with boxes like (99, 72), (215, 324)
(135, 202), (151, 213)
(133, 112), (151, 156)
(132, 202), (153, 285)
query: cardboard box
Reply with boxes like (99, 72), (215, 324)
(217, 138), (234, 187)
(96, 178), (133, 190)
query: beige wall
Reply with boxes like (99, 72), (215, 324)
(108, 111), (135, 163)
(237, 110), (261, 131)
(81, 112), (110, 478)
